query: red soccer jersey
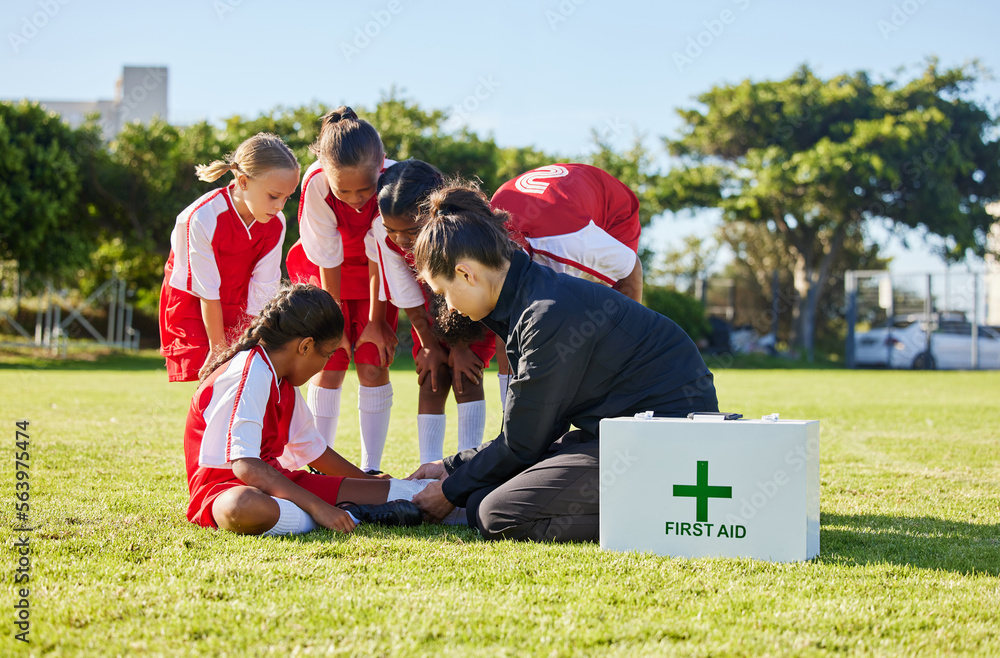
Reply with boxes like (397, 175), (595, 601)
(183, 346), (328, 526)
(490, 163), (640, 286)
(159, 185), (286, 381)
(370, 221), (425, 310)
(371, 222), (495, 362)
(286, 159), (393, 300)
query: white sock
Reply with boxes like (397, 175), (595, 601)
(307, 384), (341, 450)
(457, 400), (486, 452)
(387, 477), (436, 502)
(418, 414), (447, 464)
(358, 383), (392, 472)
(261, 497), (317, 536)
(498, 373), (511, 409)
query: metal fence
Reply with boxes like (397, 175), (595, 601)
(845, 269), (997, 369)
(0, 264), (139, 355)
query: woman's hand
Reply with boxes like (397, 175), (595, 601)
(407, 460), (447, 481)
(412, 480), (456, 524)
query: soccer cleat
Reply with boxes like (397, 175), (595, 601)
(337, 499), (423, 527)
(363, 469), (384, 476)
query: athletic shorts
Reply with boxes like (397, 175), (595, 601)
(189, 469), (346, 529)
(410, 327), (496, 370)
(324, 297), (400, 372)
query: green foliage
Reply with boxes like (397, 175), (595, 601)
(642, 286), (711, 341)
(659, 60), (1000, 357)
(0, 101), (97, 282)
(719, 220), (889, 353)
(654, 233), (719, 294)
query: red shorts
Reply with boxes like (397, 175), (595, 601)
(159, 281), (254, 382)
(410, 327), (496, 370)
(189, 468), (346, 529)
(284, 242), (399, 372)
(324, 297), (400, 371)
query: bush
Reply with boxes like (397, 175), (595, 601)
(642, 286), (711, 341)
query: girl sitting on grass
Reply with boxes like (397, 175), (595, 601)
(183, 283), (426, 536)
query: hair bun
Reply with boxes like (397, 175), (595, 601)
(324, 106), (358, 125)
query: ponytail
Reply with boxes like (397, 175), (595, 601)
(195, 132), (299, 183)
(198, 284), (344, 382)
(412, 179), (515, 281)
(310, 105), (384, 173)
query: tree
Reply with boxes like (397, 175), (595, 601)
(0, 101), (97, 281)
(63, 96), (560, 314)
(659, 60), (1000, 359)
(718, 220), (888, 355)
(655, 233), (718, 294)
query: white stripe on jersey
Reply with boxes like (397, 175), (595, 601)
(298, 161), (345, 269)
(277, 388), (329, 471)
(168, 188), (230, 300)
(370, 222), (425, 309)
(525, 220), (637, 284)
(198, 349), (279, 469)
(246, 214), (286, 316)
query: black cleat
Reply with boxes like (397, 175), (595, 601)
(337, 499), (423, 527)
(363, 469), (383, 476)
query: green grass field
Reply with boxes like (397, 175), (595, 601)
(1, 350), (998, 656)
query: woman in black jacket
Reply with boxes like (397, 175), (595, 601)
(409, 181), (719, 542)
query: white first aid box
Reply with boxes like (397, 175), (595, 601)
(599, 415), (819, 562)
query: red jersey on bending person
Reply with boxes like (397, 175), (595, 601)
(159, 185), (286, 382)
(490, 163), (641, 286)
(285, 159), (395, 299)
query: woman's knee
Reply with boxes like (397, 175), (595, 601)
(474, 490), (530, 541)
(212, 487), (279, 535)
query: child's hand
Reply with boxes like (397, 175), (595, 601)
(415, 343), (448, 392)
(356, 320), (398, 366)
(448, 344), (484, 395)
(313, 504), (358, 534)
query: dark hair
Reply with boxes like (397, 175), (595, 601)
(377, 159), (444, 219)
(199, 284), (345, 382)
(309, 106), (384, 173)
(428, 290), (486, 344)
(412, 180), (516, 281)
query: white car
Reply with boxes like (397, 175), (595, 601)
(855, 317), (1000, 370)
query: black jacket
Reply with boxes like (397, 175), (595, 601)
(442, 251), (718, 507)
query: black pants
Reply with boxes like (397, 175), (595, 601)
(465, 430), (600, 543)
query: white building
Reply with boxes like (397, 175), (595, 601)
(32, 65), (168, 138)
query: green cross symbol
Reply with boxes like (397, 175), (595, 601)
(673, 461), (732, 522)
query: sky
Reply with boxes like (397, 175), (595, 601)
(2, 0), (998, 277)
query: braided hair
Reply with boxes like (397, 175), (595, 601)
(198, 284), (344, 382)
